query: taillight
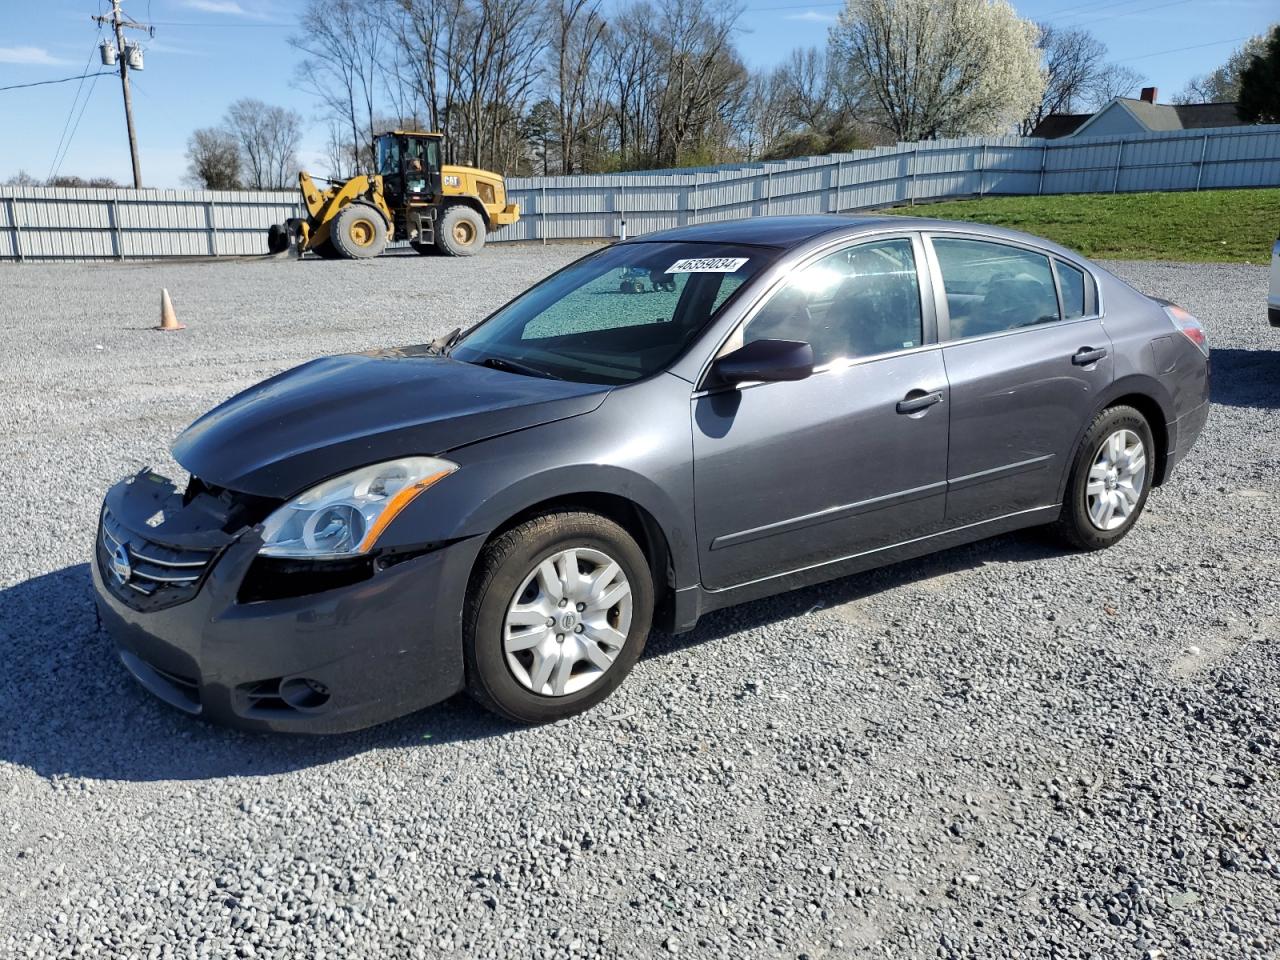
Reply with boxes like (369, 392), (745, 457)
(1163, 303), (1209, 356)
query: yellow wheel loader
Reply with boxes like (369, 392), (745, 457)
(267, 131), (520, 260)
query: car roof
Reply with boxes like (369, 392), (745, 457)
(628, 213), (1090, 263)
(632, 215), (899, 248)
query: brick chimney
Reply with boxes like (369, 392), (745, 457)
(1140, 86), (1158, 104)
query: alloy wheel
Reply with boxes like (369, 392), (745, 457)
(1085, 428), (1146, 531)
(503, 547), (632, 697)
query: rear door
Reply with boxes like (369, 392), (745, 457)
(924, 234), (1113, 525)
(692, 234), (951, 590)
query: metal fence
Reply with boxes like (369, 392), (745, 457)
(499, 124), (1280, 243)
(0, 189), (302, 261)
(3, 124), (1278, 261)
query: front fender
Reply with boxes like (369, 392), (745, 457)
(375, 374), (700, 589)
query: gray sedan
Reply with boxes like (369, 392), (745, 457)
(92, 215), (1210, 731)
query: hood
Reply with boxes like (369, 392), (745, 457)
(172, 346), (610, 497)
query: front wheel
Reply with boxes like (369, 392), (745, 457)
(464, 512), (653, 723)
(330, 204), (388, 259)
(435, 205), (486, 257)
(1051, 405), (1155, 550)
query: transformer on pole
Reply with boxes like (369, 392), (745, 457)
(91, 0), (152, 188)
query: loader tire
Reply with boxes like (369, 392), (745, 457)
(435, 205), (486, 257)
(331, 204), (388, 259)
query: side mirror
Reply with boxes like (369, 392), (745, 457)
(710, 339), (814, 386)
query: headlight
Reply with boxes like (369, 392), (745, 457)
(258, 457), (458, 559)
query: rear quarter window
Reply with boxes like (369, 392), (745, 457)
(1055, 260), (1088, 320)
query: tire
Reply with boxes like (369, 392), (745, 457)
(464, 512), (654, 724)
(330, 204), (388, 259)
(266, 223), (290, 254)
(435, 205), (486, 257)
(1051, 404), (1155, 551)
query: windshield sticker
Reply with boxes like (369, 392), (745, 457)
(665, 257), (749, 274)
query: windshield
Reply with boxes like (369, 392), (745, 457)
(450, 241), (774, 384)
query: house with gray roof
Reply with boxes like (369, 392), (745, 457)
(1030, 87), (1247, 139)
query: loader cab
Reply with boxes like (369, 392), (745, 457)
(376, 131), (443, 208)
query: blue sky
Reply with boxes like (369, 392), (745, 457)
(1, 0), (1275, 188)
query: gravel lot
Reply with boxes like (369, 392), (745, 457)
(1, 248), (1277, 959)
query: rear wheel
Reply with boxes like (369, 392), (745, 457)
(435, 205), (486, 257)
(464, 512), (653, 723)
(330, 204), (388, 259)
(1051, 405), (1155, 550)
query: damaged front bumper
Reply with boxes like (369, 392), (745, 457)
(91, 470), (483, 734)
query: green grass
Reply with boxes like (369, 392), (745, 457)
(885, 188), (1280, 263)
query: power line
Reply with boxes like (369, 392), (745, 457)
(1052, 0), (1195, 28)
(48, 43), (102, 181)
(1116, 34), (1252, 63)
(51, 71), (104, 181)
(146, 18), (290, 27)
(0, 71), (115, 93)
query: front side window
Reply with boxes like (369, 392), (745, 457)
(933, 237), (1060, 339)
(376, 136), (400, 177)
(739, 238), (923, 366)
(451, 242), (772, 384)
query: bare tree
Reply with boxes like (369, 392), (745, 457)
(46, 175), (121, 188)
(389, 0), (544, 171)
(649, 0), (749, 167)
(604, 7), (658, 168)
(776, 48), (835, 133)
(393, 0), (466, 150)
(740, 69), (792, 160)
(185, 127), (242, 189)
(549, 0), (608, 174)
(1086, 64), (1145, 108)
(292, 0), (386, 173)
(1021, 24), (1105, 134)
(830, 0), (1045, 141)
(224, 99), (303, 189)
(3, 171), (40, 187)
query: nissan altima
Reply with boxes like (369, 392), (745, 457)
(93, 215), (1210, 732)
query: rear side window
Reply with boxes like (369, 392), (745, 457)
(933, 237), (1061, 339)
(1055, 260), (1088, 320)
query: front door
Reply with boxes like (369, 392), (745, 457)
(693, 236), (950, 590)
(925, 234), (1114, 525)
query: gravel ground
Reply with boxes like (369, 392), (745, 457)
(0, 249), (1277, 959)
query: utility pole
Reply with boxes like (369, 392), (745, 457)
(92, 0), (151, 188)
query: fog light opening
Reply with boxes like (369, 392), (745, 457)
(279, 677), (331, 711)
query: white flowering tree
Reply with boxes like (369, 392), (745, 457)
(830, 0), (1045, 141)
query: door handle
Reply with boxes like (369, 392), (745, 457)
(1072, 346), (1108, 366)
(896, 390), (944, 414)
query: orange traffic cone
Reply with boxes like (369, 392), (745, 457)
(157, 288), (185, 331)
